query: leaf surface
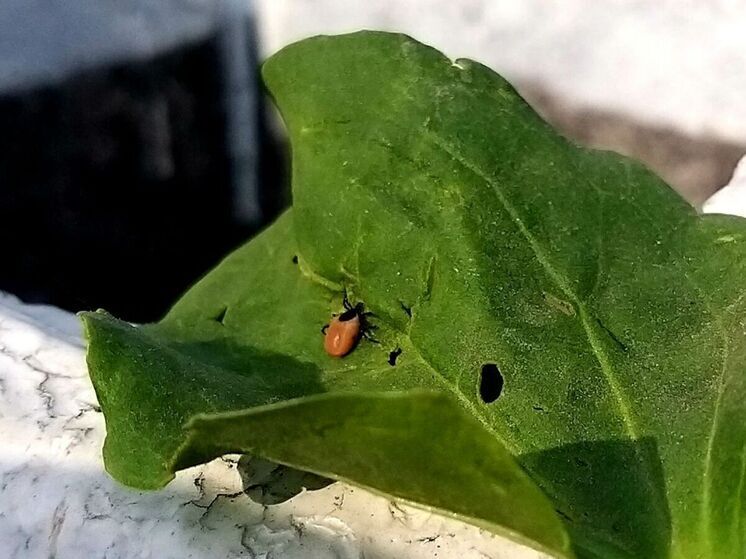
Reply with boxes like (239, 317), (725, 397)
(82, 213), (570, 557)
(83, 32), (746, 559)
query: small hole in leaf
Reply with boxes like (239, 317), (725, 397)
(400, 301), (412, 317)
(292, 255), (299, 264)
(532, 405), (545, 412)
(388, 347), (402, 366)
(479, 363), (503, 403)
(213, 306), (228, 325)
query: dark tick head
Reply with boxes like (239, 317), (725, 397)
(339, 302), (365, 321)
(339, 306), (359, 322)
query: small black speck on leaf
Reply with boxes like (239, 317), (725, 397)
(292, 255), (299, 264)
(479, 363), (503, 403)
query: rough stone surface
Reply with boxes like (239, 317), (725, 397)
(0, 292), (542, 559)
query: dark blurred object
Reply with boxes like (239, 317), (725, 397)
(0, 0), (285, 322)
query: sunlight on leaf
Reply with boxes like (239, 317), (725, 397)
(83, 31), (746, 559)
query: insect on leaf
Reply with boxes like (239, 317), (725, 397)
(82, 32), (746, 559)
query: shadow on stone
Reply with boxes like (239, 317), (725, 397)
(238, 455), (332, 505)
(519, 436), (671, 559)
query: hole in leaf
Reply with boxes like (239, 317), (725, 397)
(292, 255), (299, 264)
(479, 363), (503, 403)
(400, 301), (412, 317)
(388, 347), (402, 366)
(213, 306), (228, 325)
(532, 405), (545, 412)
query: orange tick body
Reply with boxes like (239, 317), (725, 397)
(322, 297), (376, 357)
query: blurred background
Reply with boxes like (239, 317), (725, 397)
(1, 0), (745, 322)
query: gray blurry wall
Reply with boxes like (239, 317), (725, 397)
(0, 0), (276, 321)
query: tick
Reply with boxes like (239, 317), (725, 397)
(321, 295), (377, 357)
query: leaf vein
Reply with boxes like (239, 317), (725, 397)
(425, 130), (641, 440)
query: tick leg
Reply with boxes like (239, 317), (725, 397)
(321, 324), (329, 334)
(342, 288), (352, 311)
(362, 331), (380, 344)
(361, 311), (376, 318)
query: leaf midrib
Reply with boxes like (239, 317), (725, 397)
(293, 251), (515, 451)
(290, 61), (673, 554)
(295, 124), (642, 445)
(343, 93), (641, 440)
(425, 130), (641, 440)
(420, 127), (702, 556)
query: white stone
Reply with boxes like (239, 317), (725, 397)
(0, 291), (543, 559)
(702, 156), (746, 217)
(256, 0), (746, 144)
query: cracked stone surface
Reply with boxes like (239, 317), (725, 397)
(0, 292), (543, 559)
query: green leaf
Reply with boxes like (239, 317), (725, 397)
(176, 390), (568, 555)
(82, 31), (746, 559)
(81, 213), (571, 558)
